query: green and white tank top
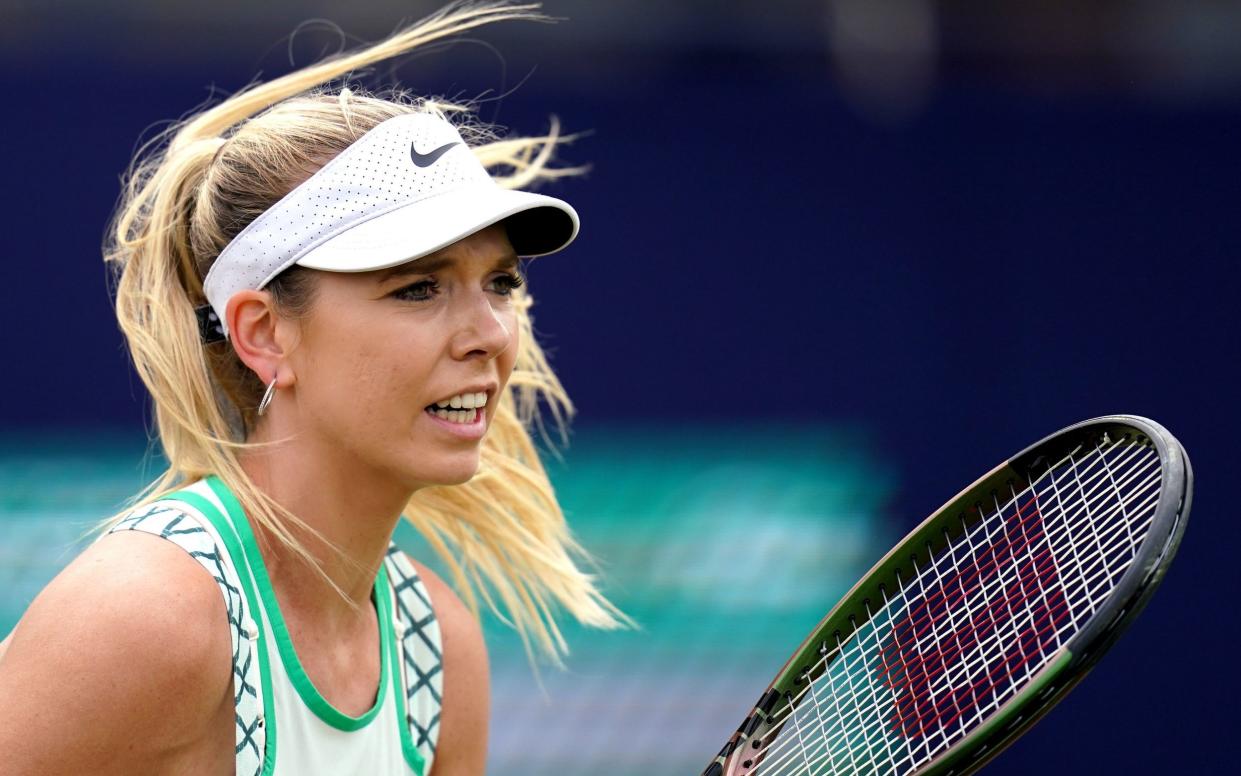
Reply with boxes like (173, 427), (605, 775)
(107, 476), (443, 776)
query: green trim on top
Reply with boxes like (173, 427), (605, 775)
(386, 552), (428, 776)
(157, 487), (279, 776)
(205, 476), (392, 733)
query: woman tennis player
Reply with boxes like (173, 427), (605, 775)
(0, 3), (623, 774)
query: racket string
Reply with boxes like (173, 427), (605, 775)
(820, 633), (862, 774)
(848, 614), (904, 773)
(831, 624), (894, 774)
(883, 454), (1151, 754)
(757, 440), (1159, 774)
(1098, 439), (1141, 556)
(790, 679), (815, 773)
(754, 469), (1151, 769)
(744, 459), (1106, 769)
(754, 444), (1126, 754)
(746, 437), (1161, 776)
(754, 486), (1151, 769)
(878, 491), (1057, 766)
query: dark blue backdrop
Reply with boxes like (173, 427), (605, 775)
(3, 7), (1236, 772)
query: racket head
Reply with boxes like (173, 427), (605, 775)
(703, 415), (1191, 776)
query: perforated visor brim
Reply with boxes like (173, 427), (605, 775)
(293, 185), (579, 273)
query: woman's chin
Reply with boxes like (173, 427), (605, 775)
(436, 467), (478, 486)
(403, 456), (481, 489)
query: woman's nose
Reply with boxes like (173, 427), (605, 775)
(451, 289), (513, 360)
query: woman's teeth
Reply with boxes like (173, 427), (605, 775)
(425, 391), (487, 424)
(429, 391), (487, 410)
(427, 407), (479, 424)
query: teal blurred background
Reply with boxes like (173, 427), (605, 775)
(0, 424), (897, 774)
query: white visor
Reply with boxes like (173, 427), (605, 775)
(202, 111), (578, 339)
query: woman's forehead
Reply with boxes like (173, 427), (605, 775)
(375, 227), (520, 281)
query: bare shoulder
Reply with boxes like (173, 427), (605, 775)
(0, 529), (233, 774)
(405, 555), (490, 776)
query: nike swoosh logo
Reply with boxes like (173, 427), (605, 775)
(410, 140), (461, 168)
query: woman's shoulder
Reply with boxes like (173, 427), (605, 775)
(400, 554), (489, 775)
(399, 554), (478, 647)
(0, 522), (234, 773)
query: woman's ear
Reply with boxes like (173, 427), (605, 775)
(226, 290), (296, 387)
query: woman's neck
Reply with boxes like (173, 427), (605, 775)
(236, 425), (416, 629)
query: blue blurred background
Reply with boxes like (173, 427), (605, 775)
(1, 1), (1236, 773)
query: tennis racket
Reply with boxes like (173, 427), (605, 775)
(701, 414), (1191, 776)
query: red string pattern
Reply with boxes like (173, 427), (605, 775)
(876, 495), (1070, 742)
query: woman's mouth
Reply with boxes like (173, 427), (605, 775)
(423, 405), (486, 439)
(425, 406), (479, 424)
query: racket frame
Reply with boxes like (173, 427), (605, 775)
(705, 415), (1190, 776)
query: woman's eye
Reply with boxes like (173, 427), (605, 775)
(493, 271), (526, 296)
(393, 272), (524, 302)
(394, 280), (439, 302)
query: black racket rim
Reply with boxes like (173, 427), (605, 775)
(702, 414), (1192, 776)
(914, 415), (1191, 776)
(1016, 415), (1190, 667)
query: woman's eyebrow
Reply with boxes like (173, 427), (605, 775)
(378, 252), (520, 282)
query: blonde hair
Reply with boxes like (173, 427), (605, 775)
(102, 0), (626, 664)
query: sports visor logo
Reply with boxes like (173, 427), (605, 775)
(410, 140), (460, 168)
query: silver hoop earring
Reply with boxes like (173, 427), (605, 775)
(257, 376), (278, 417)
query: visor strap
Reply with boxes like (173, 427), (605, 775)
(196, 304), (227, 344)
